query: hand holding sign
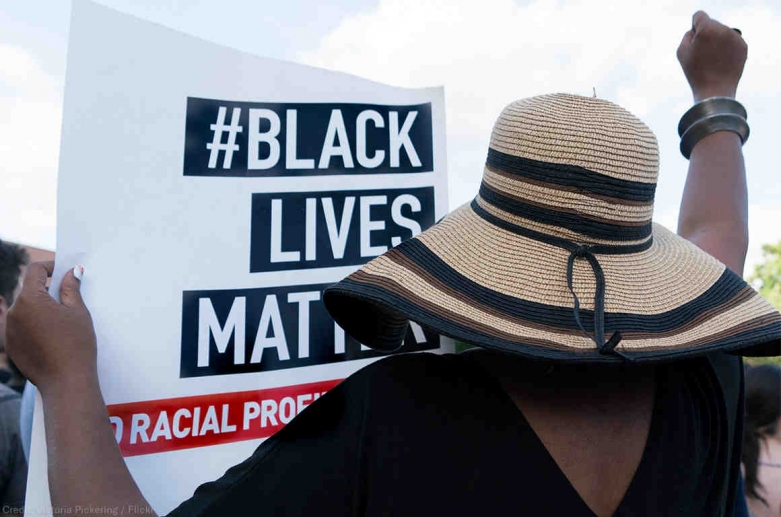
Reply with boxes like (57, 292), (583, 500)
(7, 263), (97, 395)
(9, 261), (155, 514)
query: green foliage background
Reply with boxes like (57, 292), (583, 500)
(747, 241), (781, 367)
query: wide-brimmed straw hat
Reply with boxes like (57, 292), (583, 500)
(324, 93), (781, 362)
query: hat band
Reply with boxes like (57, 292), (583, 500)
(479, 183), (653, 242)
(486, 148), (656, 203)
(470, 199), (653, 255)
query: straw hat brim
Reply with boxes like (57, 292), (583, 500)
(324, 201), (781, 363)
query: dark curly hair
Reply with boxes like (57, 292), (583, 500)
(0, 240), (29, 306)
(742, 363), (781, 505)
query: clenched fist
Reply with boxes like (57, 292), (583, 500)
(6, 262), (98, 395)
(677, 11), (747, 101)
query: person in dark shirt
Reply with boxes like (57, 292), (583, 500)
(0, 241), (28, 394)
(0, 240), (29, 512)
(0, 383), (27, 513)
(6, 11), (776, 517)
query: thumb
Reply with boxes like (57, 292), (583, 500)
(677, 29), (695, 60)
(692, 10), (710, 32)
(60, 265), (86, 308)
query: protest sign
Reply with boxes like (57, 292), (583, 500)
(27, 1), (450, 513)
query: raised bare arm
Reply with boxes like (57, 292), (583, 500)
(6, 262), (157, 515)
(676, 11), (749, 275)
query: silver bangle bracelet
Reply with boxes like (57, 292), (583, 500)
(678, 96), (747, 137)
(678, 97), (749, 159)
(679, 113), (750, 159)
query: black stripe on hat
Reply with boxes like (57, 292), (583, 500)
(479, 183), (653, 241)
(325, 277), (781, 362)
(395, 238), (744, 333)
(471, 199), (652, 254)
(487, 148), (656, 203)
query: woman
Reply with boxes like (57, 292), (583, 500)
(744, 364), (781, 517)
(6, 10), (778, 517)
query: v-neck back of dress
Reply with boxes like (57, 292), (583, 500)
(457, 351), (728, 516)
(470, 355), (657, 516)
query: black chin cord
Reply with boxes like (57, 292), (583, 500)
(566, 245), (631, 361)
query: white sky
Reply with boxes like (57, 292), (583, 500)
(1, 0), (780, 277)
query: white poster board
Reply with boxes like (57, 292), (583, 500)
(27, 1), (450, 514)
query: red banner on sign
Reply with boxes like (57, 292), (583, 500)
(107, 379), (342, 457)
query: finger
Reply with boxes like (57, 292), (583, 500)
(21, 261), (55, 295)
(692, 11), (710, 32)
(60, 266), (86, 309)
(677, 29), (695, 57)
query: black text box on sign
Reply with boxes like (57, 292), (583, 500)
(249, 187), (435, 273)
(183, 98), (434, 177)
(180, 283), (439, 378)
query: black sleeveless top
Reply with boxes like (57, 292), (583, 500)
(167, 352), (744, 516)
